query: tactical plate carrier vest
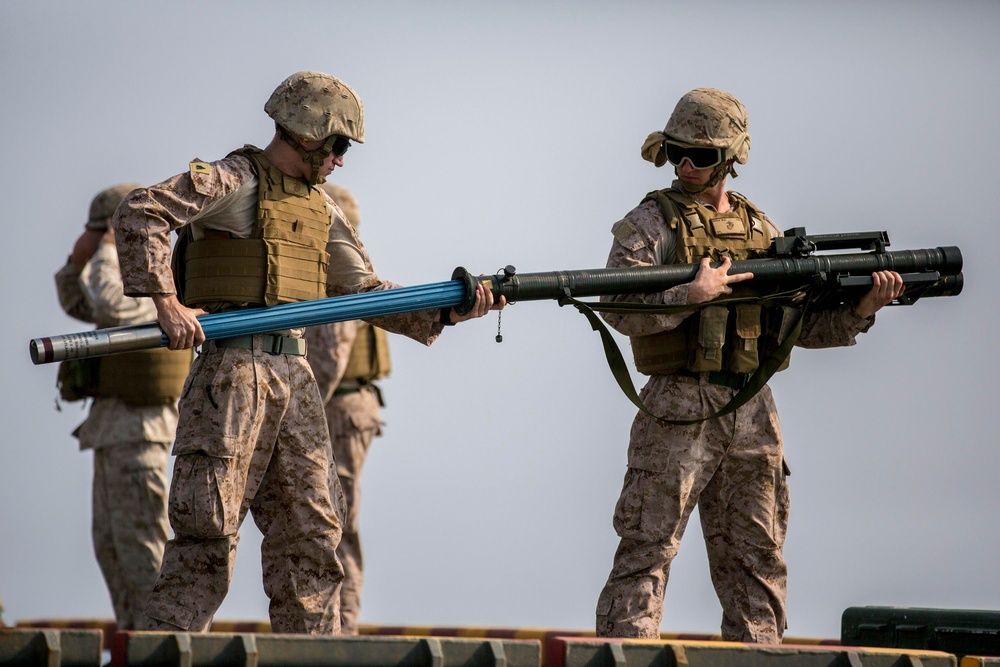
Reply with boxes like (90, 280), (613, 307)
(178, 147), (331, 310)
(629, 188), (795, 376)
(342, 322), (392, 383)
(58, 348), (193, 406)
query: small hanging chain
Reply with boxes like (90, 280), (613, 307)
(493, 264), (517, 344)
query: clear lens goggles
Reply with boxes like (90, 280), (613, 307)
(664, 140), (725, 170)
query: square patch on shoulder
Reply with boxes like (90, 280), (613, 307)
(612, 219), (636, 243)
(189, 160), (211, 176)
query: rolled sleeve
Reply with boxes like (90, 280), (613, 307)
(600, 201), (695, 337)
(797, 303), (875, 349)
(114, 155), (256, 297)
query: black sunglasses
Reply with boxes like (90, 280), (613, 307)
(664, 140), (724, 170)
(324, 135), (351, 158)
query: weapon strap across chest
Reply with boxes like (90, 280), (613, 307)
(561, 291), (806, 424)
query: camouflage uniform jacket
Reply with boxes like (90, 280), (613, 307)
(55, 243), (179, 451)
(113, 152), (444, 345)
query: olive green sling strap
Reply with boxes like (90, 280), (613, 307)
(560, 289), (807, 425)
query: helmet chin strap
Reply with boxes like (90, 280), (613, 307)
(278, 126), (333, 185)
(675, 161), (731, 194)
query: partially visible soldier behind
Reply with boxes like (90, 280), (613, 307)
(54, 184), (192, 630)
(594, 89), (904, 644)
(113, 70), (501, 635)
(304, 183), (387, 635)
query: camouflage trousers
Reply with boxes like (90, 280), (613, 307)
(143, 337), (347, 634)
(596, 373), (790, 643)
(92, 441), (170, 630)
(324, 386), (382, 635)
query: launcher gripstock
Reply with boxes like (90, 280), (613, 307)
(29, 228), (962, 365)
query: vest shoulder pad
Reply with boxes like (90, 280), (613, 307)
(727, 191), (773, 236)
(640, 189), (688, 231)
(727, 190), (765, 218)
(226, 144), (263, 160)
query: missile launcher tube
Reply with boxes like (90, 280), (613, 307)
(30, 246), (962, 365)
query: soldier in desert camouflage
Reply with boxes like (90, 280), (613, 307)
(113, 71), (502, 634)
(54, 184), (192, 629)
(594, 88), (904, 643)
(305, 183), (389, 635)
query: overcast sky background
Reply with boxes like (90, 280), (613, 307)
(1, 0), (997, 641)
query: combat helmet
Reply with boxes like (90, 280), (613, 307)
(265, 71), (365, 184)
(665, 88), (749, 164)
(86, 183), (141, 231)
(319, 182), (361, 229)
(642, 88), (751, 193)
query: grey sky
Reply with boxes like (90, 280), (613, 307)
(1, 0), (997, 639)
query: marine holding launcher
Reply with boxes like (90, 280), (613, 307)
(593, 88), (904, 644)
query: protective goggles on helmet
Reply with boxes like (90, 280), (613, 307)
(664, 140), (725, 170)
(323, 135), (351, 158)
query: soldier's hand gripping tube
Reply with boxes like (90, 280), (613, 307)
(451, 265), (520, 314)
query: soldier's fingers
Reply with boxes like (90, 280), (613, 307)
(170, 319), (201, 349)
(871, 272), (890, 298)
(193, 323), (206, 347)
(167, 329), (185, 350)
(880, 273), (901, 301)
(727, 271), (754, 283)
(462, 285), (486, 319)
(890, 272), (905, 297)
(480, 284), (494, 311)
(878, 279), (898, 304)
(473, 285), (488, 316)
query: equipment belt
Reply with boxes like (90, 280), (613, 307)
(674, 368), (751, 390)
(214, 334), (307, 356)
(332, 381), (385, 407)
